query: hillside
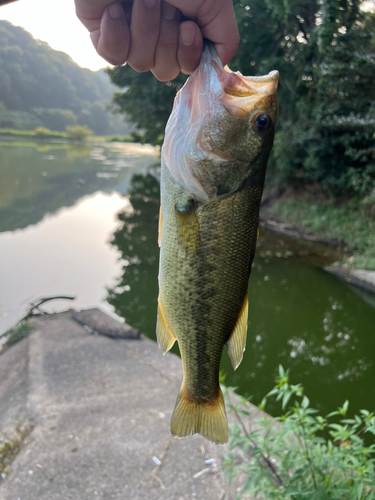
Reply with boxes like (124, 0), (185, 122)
(0, 20), (131, 135)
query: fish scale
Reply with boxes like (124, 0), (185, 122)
(157, 44), (279, 444)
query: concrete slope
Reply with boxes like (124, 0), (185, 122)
(0, 309), (263, 500)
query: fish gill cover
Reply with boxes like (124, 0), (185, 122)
(162, 44), (279, 202)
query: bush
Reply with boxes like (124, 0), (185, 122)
(65, 125), (93, 141)
(223, 366), (375, 499)
(34, 126), (51, 138)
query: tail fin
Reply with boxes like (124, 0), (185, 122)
(170, 385), (228, 444)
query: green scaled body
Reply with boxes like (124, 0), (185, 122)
(157, 45), (279, 444)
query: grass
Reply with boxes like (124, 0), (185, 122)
(0, 128), (134, 143)
(0, 418), (33, 478)
(4, 321), (33, 347)
(266, 198), (375, 270)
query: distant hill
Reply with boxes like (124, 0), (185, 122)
(0, 20), (132, 135)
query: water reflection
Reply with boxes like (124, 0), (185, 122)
(0, 142), (158, 333)
(108, 174), (375, 416)
(107, 173), (160, 336)
(0, 142), (157, 232)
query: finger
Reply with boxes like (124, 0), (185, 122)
(93, 2), (131, 65)
(199, 1), (239, 66)
(75, 0), (113, 31)
(177, 21), (203, 75)
(155, 0), (239, 66)
(152, 3), (180, 81)
(127, 0), (162, 72)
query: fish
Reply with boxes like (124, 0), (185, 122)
(157, 44), (279, 444)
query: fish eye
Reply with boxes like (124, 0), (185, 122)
(253, 113), (272, 132)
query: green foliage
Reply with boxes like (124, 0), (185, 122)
(267, 197), (375, 269)
(33, 108), (78, 131)
(106, 0), (375, 196)
(34, 126), (52, 138)
(0, 21), (111, 111)
(0, 21), (133, 136)
(223, 366), (375, 499)
(107, 67), (186, 145)
(5, 321), (32, 346)
(65, 125), (93, 141)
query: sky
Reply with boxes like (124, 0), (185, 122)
(0, 0), (108, 71)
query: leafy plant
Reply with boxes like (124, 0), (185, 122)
(65, 125), (93, 141)
(223, 366), (375, 499)
(34, 126), (51, 138)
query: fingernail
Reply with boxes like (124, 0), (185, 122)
(109, 2), (124, 19)
(162, 3), (176, 20)
(144, 0), (157, 9)
(180, 25), (195, 46)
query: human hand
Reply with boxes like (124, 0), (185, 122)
(75, 0), (239, 81)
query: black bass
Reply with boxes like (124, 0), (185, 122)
(157, 45), (279, 444)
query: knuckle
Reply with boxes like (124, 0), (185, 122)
(152, 67), (180, 82)
(158, 32), (178, 51)
(129, 60), (153, 72)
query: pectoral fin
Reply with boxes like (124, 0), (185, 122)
(175, 199), (200, 254)
(158, 206), (163, 247)
(227, 294), (249, 370)
(156, 297), (176, 354)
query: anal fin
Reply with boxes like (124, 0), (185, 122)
(227, 294), (249, 370)
(156, 297), (176, 354)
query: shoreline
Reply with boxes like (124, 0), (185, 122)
(260, 213), (375, 295)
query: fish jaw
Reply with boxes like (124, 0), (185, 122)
(162, 44), (279, 202)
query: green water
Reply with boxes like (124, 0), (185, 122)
(107, 172), (375, 417)
(1, 141), (374, 418)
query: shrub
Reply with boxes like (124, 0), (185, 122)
(34, 126), (51, 138)
(223, 366), (375, 499)
(65, 125), (93, 141)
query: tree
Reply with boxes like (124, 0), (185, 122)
(106, 0), (375, 196)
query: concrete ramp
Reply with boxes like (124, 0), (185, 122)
(0, 309), (252, 500)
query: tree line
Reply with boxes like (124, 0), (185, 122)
(0, 20), (131, 136)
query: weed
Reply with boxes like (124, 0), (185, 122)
(0, 418), (33, 479)
(5, 321), (32, 347)
(266, 199), (375, 270)
(223, 367), (375, 499)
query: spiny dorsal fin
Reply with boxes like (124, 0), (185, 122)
(156, 297), (176, 354)
(171, 384), (228, 444)
(227, 294), (249, 370)
(158, 205), (163, 247)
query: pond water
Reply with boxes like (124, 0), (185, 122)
(1, 141), (374, 418)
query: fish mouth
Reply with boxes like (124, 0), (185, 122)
(220, 70), (279, 119)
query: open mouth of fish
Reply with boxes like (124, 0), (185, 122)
(220, 67), (279, 119)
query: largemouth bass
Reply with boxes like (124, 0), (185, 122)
(157, 45), (279, 444)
